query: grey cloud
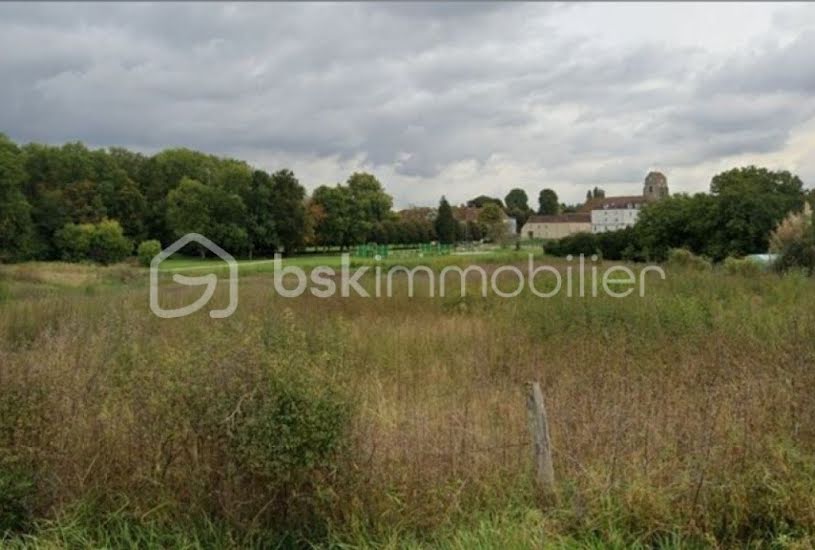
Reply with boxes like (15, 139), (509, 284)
(0, 3), (813, 202)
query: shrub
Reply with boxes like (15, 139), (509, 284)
(545, 232), (599, 257)
(723, 256), (762, 276)
(137, 240), (162, 267)
(53, 220), (131, 265)
(88, 219), (131, 265)
(231, 375), (350, 483)
(667, 248), (712, 271)
(770, 205), (815, 274)
(228, 372), (351, 526)
(0, 464), (35, 536)
(53, 223), (94, 262)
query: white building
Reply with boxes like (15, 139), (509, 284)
(585, 172), (670, 233)
(589, 196), (647, 233)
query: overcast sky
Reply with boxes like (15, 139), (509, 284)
(1, 3), (814, 207)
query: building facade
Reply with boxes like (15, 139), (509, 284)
(521, 213), (591, 240)
(589, 196), (647, 233)
(586, 172), (670, 233)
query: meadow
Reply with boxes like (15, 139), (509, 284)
(1, 255), (814, 548)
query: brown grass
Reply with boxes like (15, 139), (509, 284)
(1, 263), (814, 546)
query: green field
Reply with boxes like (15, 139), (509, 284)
(2, 257), (815, 548)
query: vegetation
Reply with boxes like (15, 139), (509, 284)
(504, 188), (532, 235)
(434, 196), (457, 244)
(546, 166), (808, 265)
(770, 204), (815, 274)
(0, 135), (477, 264)
(537, 188), (559, 215)
(137, 239), (162, 267)
(1, 258), (815, 546)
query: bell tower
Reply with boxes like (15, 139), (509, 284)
(643, 171), (669, 201)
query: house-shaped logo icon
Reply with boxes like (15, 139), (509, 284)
(149, 233), (238, 319)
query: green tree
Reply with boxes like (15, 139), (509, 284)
(311, 185), (366, 249)
(478, 202), (507, 244)
(538, 189), (559, 215)
(98, 171), (147, 241)
(54, 222), (95, 262)
(0, 135), (34, 261)
(245, 170), (278, 258)
(269, 169), (307, 254)
(141, 148), (219, 243)
(88, 219), (132, 264)
(467, 195), (504, 209)
(347, 172), (393, 225)
(505, 188), (532, 244)
(166, 177), (248, 256)
(505, 188), (529, 212)
(166, 178), (212, 241)
(707, 166), (803, 258)
(434, 196), (457, 244)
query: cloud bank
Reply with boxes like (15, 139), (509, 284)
(1, 3), (814, 206)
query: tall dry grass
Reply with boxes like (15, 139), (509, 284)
(1, 263), (814, 546)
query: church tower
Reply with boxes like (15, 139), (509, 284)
(643, 171), (669, 201)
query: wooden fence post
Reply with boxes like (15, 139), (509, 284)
(527, 381), (555, 496)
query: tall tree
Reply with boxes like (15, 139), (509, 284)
(245, 170), (277, 258)
(269, 169), (307, 254)
(478, 202), (507, 243)
(0, 135), (33, 261)
(505, 188), (529, 212)
(311, 184), (366, 249)
(347, 172), (393, 225)
(538, 189), (559, 215)
(434, 196), (457, 244)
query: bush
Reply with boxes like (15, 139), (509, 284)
(228, 372), (351, 527)
(0, 464), (35, 536)
(53, 223), (94, 262)
(137, 240), (162, 267)
(770, 205), (815, 274)
(546, 228), (641, 261)
(723, 256), (762, 276)
(231, 375), (350, 483)
(667, 248), (712, 271)
(88, 219), (131, 265)
(545, 232), (599, 257)
(53, 220), (131, 265)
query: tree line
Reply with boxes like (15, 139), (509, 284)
(0, 135), (531, 264)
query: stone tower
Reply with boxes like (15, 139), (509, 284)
(643, 171), (669, 201)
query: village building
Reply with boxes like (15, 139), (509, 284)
(584, 195), (648, 233)
(521, 171), (670, 239)
(521, 213), (591, 240)
(584, 171), (670, 234)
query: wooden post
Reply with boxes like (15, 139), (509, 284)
(527, 381), (555, 495)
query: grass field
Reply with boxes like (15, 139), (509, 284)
(157, 245), (543, 275)
(1, 256), (815, 547)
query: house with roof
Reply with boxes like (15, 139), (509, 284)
(521, 213), (591, 240)
(521, 171), (670, 239)
(581, 171), (670, 234)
